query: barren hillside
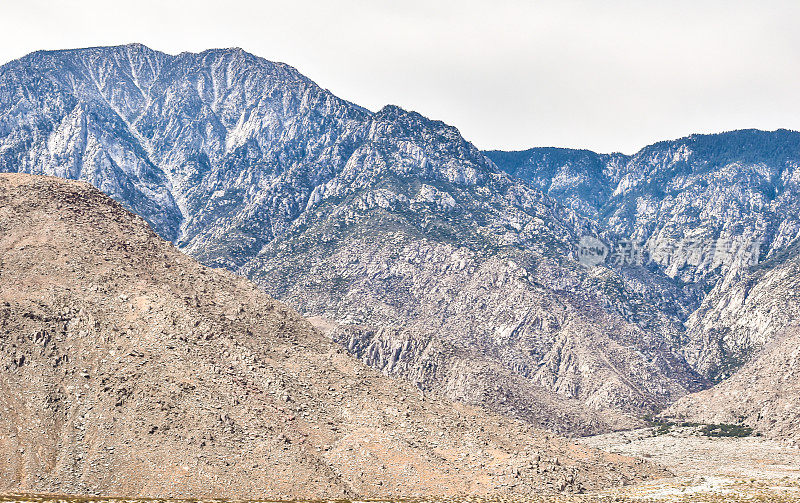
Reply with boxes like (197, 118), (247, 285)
(0, 174), (662, 499)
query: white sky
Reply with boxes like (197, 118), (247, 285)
(2, 0), (799, 153)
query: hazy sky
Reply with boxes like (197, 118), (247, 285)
(2, 0), (799, 153)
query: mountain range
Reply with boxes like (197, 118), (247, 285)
(2, 44), (799, 441)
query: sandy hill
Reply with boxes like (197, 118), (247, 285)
(0, 174), (662, 499)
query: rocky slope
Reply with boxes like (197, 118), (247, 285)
(239, 105), (705, 433)
(488, 130), (800, 381)
(0, 173), (667, 497)
(680, 245), (800, 381)
(485, 147), (625, 221)
(665, 323), (800, 441)
(0, 44), (707, 434)
(490, 132), (800, 442)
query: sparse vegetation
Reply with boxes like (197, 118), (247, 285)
(6, 485), (800, 503)
(699, 423), (754, 438)
(647, 418), (753, 438)
(653, 423), (672, 436)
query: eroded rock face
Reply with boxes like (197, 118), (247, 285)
(681, 253), (800, 381)
(238, 106), (708, 432)
(0, 45), (182, 240)
(0, 173), (666, 497)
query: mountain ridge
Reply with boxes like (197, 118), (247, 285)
(488, 129), (800, 440)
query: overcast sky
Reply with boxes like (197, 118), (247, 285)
(2, 0), (799, 153)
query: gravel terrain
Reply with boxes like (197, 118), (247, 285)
(580, 427), (800, 480)
(578, 426), (800, 500)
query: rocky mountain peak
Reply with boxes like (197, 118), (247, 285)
(489, 127), (800, 390)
